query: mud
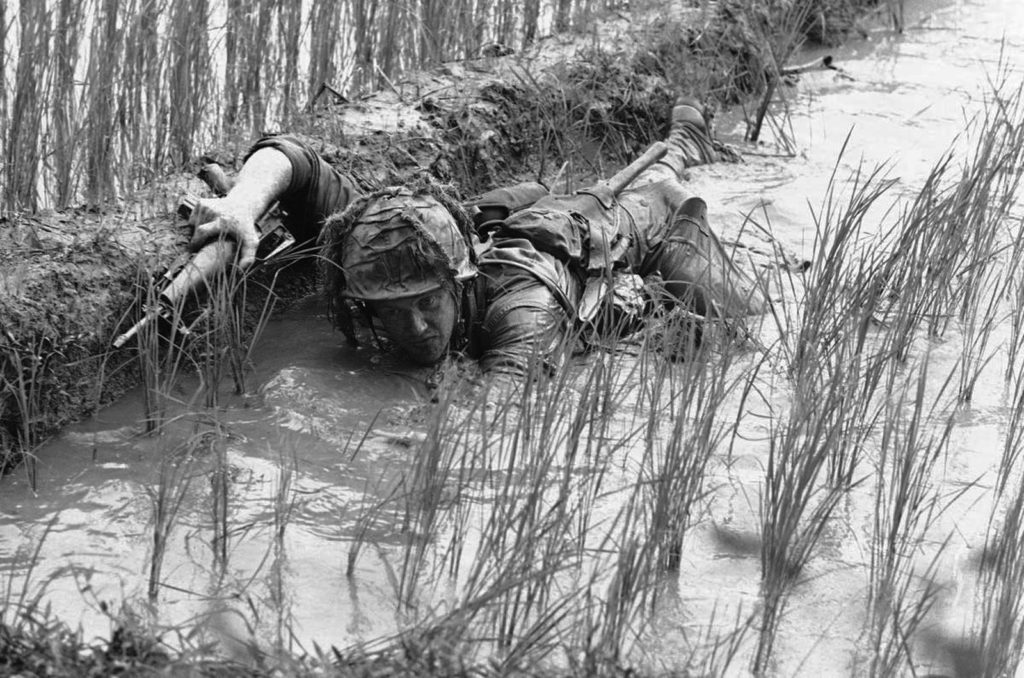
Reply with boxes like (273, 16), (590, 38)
(0, 1), (874, 463)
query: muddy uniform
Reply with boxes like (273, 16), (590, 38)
(249, 115), (762, 373)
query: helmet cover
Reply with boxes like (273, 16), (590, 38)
(329, 188), (477, 301)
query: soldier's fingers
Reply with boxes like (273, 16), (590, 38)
(189, 220), (223, 251)
(187, 199), (217, 227)
(237, 234), (258, 270)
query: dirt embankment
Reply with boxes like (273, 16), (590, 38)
(0, 0), (873, 465)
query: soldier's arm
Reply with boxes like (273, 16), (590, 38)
(189, 135), (361, 267)
(189, 147), (291, 269)
(477, 280), (572, 378)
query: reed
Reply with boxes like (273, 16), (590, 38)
(1, 0), (875, 213)
(5, 0), (50, 213)
(0, 332), (66, 489)
(269, 448), (298, 655)
(49, 0), (86, 209)
(869, 92), (1024, 362)
(865, 358), (958, 676)
(276, 1), (302, 124)
(783, 144), (897, 372)
(0, 2), (7, 163)
(745, 0), (815, 147)
(970, 360), (1024, 674)
(82, 0), (121, 207)
(130, 264), (194, 433)
(975, 522), (1024, 670)
(118, 0), (167, 189)
(748, 145), (915, 673)
(344, 308), (758, 673)
(167, 0), (212, 166)
(638, 320), (743, 571)
(128, 226), (281, 425)
(147, 436), (199, 602)
(752, 364), (864, 673)
(955, 265), (1004, 403)
(194, 267), (239, 407)
(1004, 230), (1024, 385)
(209, 426), (230, 571)
(974, 485), (1024, 677)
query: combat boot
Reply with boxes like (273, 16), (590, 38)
(666, 98), (719, 168)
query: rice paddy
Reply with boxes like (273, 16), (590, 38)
(8, 0), (1024, 675)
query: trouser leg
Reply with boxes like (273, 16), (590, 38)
(621, 182), (766, 317)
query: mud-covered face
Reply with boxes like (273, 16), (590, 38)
(369, 288), (458, 365)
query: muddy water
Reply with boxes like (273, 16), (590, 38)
(3, 0), (1023, 674)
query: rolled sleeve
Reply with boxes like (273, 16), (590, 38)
(247, 134), (360, 243)
(478, 279), (570, 377)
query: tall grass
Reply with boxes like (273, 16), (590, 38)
(269, 449), (298, 655)
(1004, 230), (1024, 385)
(167, 0), (212, 168)
(744, 0), (814, 147)
(636, 320), (745, 571)
(865, 85), (1024, 367)
(970, 358), (1024, 675)
(329, 319), (755, 672)
(203, 255), (284, 404)
(50, 0), (84, 208)
(132, 263), (194, 433)
(752, 362), (866, 673)
(743, 74), (1024, 671)
(2, 0), (632, 212)
(865, 358), (958, 676)
(118, 0), (162, 186)
(0, 331), (65, 488)
(146, 437), (198, 602)
(5, 0), (49, 213)
(83, 0), (120, 207)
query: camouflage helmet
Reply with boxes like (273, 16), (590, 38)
(329, 187), (477, 301)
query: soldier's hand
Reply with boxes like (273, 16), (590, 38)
(188, 196), (261, 270)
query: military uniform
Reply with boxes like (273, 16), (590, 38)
(249, 105), (763, 373)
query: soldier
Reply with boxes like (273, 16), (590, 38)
(188, 99), (766, 374)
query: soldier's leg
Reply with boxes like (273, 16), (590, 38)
(623, 181), (766, 317)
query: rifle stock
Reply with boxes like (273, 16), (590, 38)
(603, 141), (668, 196)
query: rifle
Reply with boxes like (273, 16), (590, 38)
(525, 141), (667, 218)
(112, 164), (294, 349)
(601, 140), (669, 197)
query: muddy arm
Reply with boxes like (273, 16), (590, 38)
(188, 148), (293, 270)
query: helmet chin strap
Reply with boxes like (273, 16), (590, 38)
(440, 278), (483, 356)
(455, 277), (489, 358)
(449, 280), (467, 352)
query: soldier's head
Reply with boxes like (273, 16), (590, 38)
(320, 183), (477, 365)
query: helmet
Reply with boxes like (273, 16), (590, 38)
(338, 189), (477, 300)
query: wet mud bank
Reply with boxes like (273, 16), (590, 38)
(0, 0), (878, 465)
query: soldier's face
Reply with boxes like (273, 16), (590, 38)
(370, 288), (458, 365)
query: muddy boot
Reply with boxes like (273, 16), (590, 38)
(658, 194), (767, 318)
(658, 98), (742, 175)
